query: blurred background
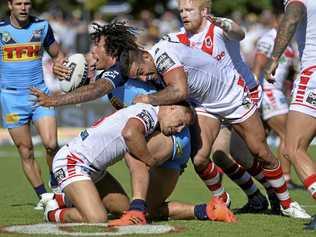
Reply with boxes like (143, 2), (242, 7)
(0, 0), (285, 144)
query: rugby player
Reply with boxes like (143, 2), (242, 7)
(0, 0), (65, 209)
(264, 0), (316, 229)
(253, 10), (303, 190)
(43, 102), (235, 224)
(169, 0), (273, 213)
(113, 29), (310, 220)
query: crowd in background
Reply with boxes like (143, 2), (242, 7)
(42, 8), (279, 92)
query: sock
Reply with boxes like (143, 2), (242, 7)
(129, 199), (147, 212)
(48, 208), (66, 223)
(303, 174), (316, 200)
(263, 163), (292, 209)
(50, 171), (59, 187)
(54, 193), (66, 208)
(196, 162), (225, 198)
(224, 162), (258, 198)
(34, 184), (47, 198)
(247, 159), (273, 192)
(194, 204), (208, 220)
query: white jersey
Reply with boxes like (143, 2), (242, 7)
(256, 28), (297, 90)
(168, 21), (258, 89)
(66, 103), (159, 170)
(148, 40), (243, 113)
(285, 0), (316, 70)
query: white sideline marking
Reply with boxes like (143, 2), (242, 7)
(3, 223), (175, 236)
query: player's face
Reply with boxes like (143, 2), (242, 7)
(178, 0), (206, 33)
(91, 36), (116, 70)
(8, 0), (32, 23)
(128, 53), (158, 81)
(159, 105), (194, 136)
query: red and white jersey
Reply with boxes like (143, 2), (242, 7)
(285, 0), (316, 70)
(148, 40), (243, 112)
(66, 103), (159, 170)
(168, 21), (258, 90)
(256, 28), (297, 90)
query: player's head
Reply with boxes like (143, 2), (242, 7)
(177, 0), (211, 33)
(119, 49), (158, 81)
(8, 0), (32, 24)
(90, 21), (139, 70)
(158, 102), (195, 136)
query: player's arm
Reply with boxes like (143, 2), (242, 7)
(134, 67), (189, 105)
(31, 79), (114, 107)
(122, 118), (158, 167)
(252, 53), (269, 79)
(264, 2), (306, 81)
(208, 16), (245, 41)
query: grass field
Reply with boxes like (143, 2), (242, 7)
(0, 145), (315, 237)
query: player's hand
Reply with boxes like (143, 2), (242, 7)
(53, 58), (71, 80)
(263, 58), (279, 83)
(133, 95), (150, 104)
(30, 88), (57, 107)
(206, 15), (233, 32)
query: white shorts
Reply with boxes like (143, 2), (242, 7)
(195, 77), (257, 124)
(261, 88), (288, 120)
(52, 146), (106, 191)
(290, 65), (316, 118)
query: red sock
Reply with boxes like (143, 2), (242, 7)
(304, 174), (316, 200)
(54, 193), (66, 208)
(196, 162), (225, 198)
(224, 162), (258, 197)
(248, 159), (272, 191)
(48, 208), (66, 223)
(263, 163), (292, 209)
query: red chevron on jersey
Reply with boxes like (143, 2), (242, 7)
(201, 23), (215, 55)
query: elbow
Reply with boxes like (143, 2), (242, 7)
(178, 87), (189, 101)
(122, 126), (135, 143)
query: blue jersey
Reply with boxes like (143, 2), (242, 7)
(0, 16), (55, 89)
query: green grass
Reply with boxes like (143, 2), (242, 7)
(0, 145), (315, 236)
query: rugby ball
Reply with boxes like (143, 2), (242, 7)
(59, 54), (88, 92)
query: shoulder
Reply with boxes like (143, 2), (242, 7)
(0, 17), (10, 27)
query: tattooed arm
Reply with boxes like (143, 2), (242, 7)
(263, 1), (306, 82)
(31, 79), (114, 107)
(133, 67), (189, 105)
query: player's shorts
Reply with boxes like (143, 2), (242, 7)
(194, 77), (257, 124)
(159, 127), (191, 172)
(0, 84), (55, 128)
(261, 88), (288, 120)
(290, 65), (316, 118)
(53, 145), (107, 191)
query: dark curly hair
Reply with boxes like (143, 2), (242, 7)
(90, 21), (140, 59)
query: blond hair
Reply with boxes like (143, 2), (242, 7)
(177, 0), (212, 12)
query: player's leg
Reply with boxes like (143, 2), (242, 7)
(233, 110), (310, 218)
(190, 112), (229, 205)
(212, 126), (268, 212)
(32, 86), (60, 192)
(284, 111), (316, 196)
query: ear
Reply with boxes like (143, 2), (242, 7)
(201, 8), (208, 17)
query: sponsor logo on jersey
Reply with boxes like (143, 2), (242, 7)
(5, 113), (20, 124)
(1, 31), (11, 43)
(80, 129), (89, 141)
(136, 109), (155, 132)
(306, 91), (316, 106)
(54, 168), (66, 183)
(2, 43), (41, 62)
(204, 35), (213, 49)
(103, 70), (119, 80)
(32, 29), (43, 40)
(156, 52), (176, 74)
(175, 140), (184, 157)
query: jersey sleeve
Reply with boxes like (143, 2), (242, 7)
(43, 23), (56, 48)
(284, 0), (305, 9)
(149, 41), (183, 75)
(96, 63), (127, 88)
(132, 104), (159, 135)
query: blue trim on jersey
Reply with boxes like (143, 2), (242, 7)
(96, 63), (127, 88)
(43, 24), (55, 48)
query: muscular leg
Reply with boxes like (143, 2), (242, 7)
(284, 111), (316, 196)
(8, 124), (46, 198)
(190, 115), (229, 203)
(34, 116), (59, 190)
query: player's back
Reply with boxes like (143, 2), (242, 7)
(0, 16), (51, 89)
(67, 103), (159, 170)
(148, 39), (239, 105)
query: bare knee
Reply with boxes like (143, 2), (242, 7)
(17, 143), (34, 161)
(43, 140), (58, 156)
(192, 149), (211, 171)
(84, 211), (107, 223)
